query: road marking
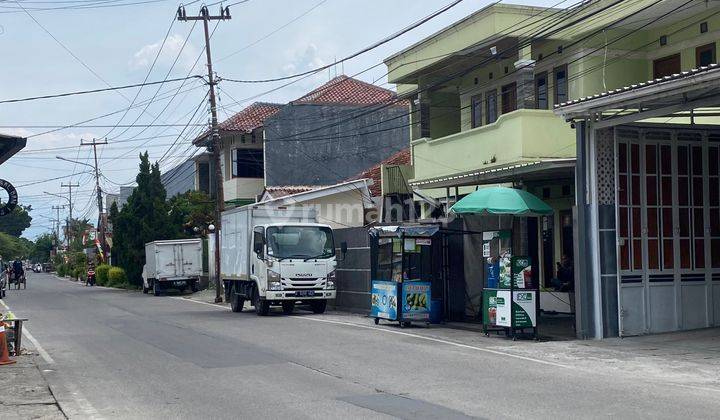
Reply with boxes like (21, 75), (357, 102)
(0, 298), (55, 364)
(170, 296), (228, 308)
(171, 296), (570, 369)
(290, 316), (572, 369)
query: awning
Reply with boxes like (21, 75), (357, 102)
(409, 159), (575, 189)
(369, 224), (440, 238)
(0, 134), (26, 165)
(554, 64), (720, 127)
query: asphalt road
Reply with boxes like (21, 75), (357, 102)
(3, 273), (719, 419)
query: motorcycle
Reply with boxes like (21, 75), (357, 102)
(86, 269), (96, 287)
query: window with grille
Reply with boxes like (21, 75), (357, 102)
(231, 148), (264, 178)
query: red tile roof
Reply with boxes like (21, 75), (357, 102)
(193, 102), (282, 145)
(219, 102), (282, 133)
(349, 148), (411, 197)
(293, 75), (398, 106)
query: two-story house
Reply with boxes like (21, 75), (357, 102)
(384, 0), (720, 336)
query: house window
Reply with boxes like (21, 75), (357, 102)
(471, 95), (482, 128)
(535, 72), (548, 109)
(501, 82), (517, 114)
(696, 43), (716, 67)
(197, 162), (210, 193)
(485, 90), (497, 124)
(231, 148), (264, 178)
(420, 101), (430, 138)
(653, 54), (681, 78)
(553, 65), (568, 105)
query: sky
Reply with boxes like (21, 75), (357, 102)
(0, 0), (559, 239)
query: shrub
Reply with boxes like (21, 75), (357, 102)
(73, 267), (85, 282)
(107, 267), (128, 288)
(96, 264), (110, 286)
(56, 264), (67, 277)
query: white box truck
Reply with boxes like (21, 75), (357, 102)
(143, 238), (203, 296)
(221, 205), (346, 315)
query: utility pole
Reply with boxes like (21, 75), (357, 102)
(81, 138), (109, 262)
(178, 5), (231, 303)
(51, 205), (64, 254)
(61, 182), (79, 246)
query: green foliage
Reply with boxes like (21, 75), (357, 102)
(168, 190), (215, 237)
(107, 267), (128, 288)
(30, 233), (56, 263)
(96, 264), (110, 286)
(111, 152), (176, 286)
(57, 263), (68, 277)
(0, 232), (31, 260)
(73, 267), (85, 281)
(0, 205), (32, 237)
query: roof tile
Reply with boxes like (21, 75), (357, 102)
(293, 75), (398, 106)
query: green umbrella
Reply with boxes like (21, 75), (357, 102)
(450, 186), (553, 216)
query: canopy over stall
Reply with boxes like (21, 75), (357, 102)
(451, 187), (553, 339)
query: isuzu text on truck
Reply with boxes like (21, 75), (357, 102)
(221, 205), (346, 315)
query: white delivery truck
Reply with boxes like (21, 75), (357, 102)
(143, 238), (203, 296)
(221, 205), (346, 315)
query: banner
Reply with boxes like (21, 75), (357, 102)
(370, 281), (398, 320)
(401, 281), (431, 321)
(495, 290), (536, 327)
(511, 256), (532, 289)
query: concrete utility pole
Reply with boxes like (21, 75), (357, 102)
(51, 205), (64, 246)
(81, 138), (109, 262)
(61, 182), (79, 245)
(177, 5), (231, 303)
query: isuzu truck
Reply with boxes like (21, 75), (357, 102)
(221, 205), (345, 315)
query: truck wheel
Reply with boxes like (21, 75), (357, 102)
(253, 288), (270, 316)
(230, 286), (244, 313)
(281, 301), (295, 315)
(190, 281), (198, 293)
(310, 300), (327, 314)
(152, 280), (161, 296)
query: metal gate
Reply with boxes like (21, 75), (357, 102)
(616, 126), (720, 336)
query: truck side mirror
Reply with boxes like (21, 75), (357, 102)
(253, 239), (264, 258)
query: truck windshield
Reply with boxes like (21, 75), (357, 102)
(266, 226), (335, 259)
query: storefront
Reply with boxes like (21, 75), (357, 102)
(556, 65), (720, 338)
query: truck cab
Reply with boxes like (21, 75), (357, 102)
(227, 222), (343, 315)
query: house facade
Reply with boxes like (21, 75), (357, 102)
(383, 0), (720, 336)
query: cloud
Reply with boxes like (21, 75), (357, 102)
(129, 34), (199, 72)
(282, 43), (326, 75)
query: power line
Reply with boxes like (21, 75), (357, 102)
(219, 0), (467, 84)
(0, 75), (202, 105)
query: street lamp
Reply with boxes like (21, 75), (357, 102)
(55, 155), (95, 170)
(43, 191), (70, 205)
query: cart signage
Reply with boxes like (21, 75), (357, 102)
(512, 256), (532, 289)
(370, 281), (398, 320)
(401, 281), (431, 320)
(512, 291), (536, 327)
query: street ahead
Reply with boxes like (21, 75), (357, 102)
(3, 273), (719, 419)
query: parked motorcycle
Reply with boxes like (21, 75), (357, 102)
(86, 269), (96, 287)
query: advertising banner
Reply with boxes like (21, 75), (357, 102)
(512, 291), (537, 327)
(498, 254), (512, 289)
(495, 290), (512, 327)
(370, 281), (398, 320)
(483, 289), (499, 326)
(494, 290), (537, 327)
(512, 256), (533, 289)
(401, 281), (431, 320)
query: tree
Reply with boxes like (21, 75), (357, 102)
(168, 190), (215, 237)
(66, 218), (93, 252)
(0, 205), (33, 237)
(30, 233), (56, 263)
(0, 232), (31, 261)
(112, 152), (176, 285)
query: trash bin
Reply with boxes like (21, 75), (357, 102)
(429, 299), (443, 324)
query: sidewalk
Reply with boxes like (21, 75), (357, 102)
(0, 354), (65, 419)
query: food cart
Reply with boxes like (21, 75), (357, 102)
(369, 226), (436, 327)
(451, 187), (552, 340)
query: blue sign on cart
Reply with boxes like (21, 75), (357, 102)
(401, 281), (431, 320)
(371, 281), (398, 320)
